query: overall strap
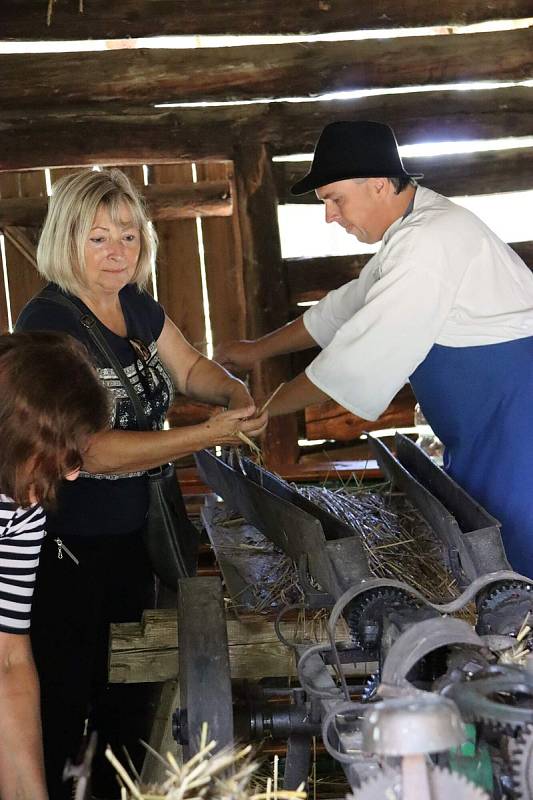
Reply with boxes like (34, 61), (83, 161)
(41, 291), (150, 431)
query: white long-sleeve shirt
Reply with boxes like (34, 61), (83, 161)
(303, 186), (533, 420)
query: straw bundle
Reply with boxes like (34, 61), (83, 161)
(106, 737), (307, 800)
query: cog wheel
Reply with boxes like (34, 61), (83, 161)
(477, 581), (533, 641)
(348, 587), (417, 649)
(349, 765), (489, 800)
(362, 671), (380, 702)
(447, 670), (533, 735)
(509, 723), (533, 798)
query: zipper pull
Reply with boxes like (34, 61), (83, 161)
(54, 538), (80, 566)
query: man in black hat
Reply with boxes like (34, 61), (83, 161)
(216, 120), (533, 576)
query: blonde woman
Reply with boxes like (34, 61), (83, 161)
(16, 169), (267, 799)
(0, 331), (109, 800)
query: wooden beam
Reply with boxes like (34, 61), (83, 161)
(2, 227), (37, 269)
(0, 172), (46, 324)
(109, 608), (368, 684)
(196, 161), (247, 349)
(1, 85), (532, 171)
(287, 255), (368, 304)
(287, 242), (533, 304)
(305, 385), (417, 442)
(151, 164), (207, 351)
(276, 147), (533, 204)
(4, 1), (532, 40)
(2, 28), (532, 107)
(0, 181), (232, 226)
(234, 143), (299, 468)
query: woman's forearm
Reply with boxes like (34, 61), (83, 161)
(0, 639), (47, 800)
(184, 356), (251, 408)
(82, 408), (267, 475)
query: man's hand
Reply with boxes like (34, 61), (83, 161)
(214, 339), (259, 374)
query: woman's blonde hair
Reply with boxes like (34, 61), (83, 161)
(37, 168), (157, 296)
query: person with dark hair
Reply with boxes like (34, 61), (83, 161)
(216, 120), (533, 579)
(0, 331), (109, 800)
(16, 167), (267, 799)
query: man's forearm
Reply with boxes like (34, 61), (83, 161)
(255, 317), (318, 361)
(268, 372), (330, 417)
(0, 650), (47, 800)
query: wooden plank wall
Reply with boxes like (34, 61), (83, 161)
(0, 161), (245, 341)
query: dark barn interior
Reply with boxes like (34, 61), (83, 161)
(1, 3), (533, 798)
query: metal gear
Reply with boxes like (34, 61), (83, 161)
(509, 723), (533, 798)
(347, 587), (417, 649)
(362, 671), (380, 702)
(477, 581), (533, 641)
(348, 765), (489, 800)
(447, 670), (533, 735)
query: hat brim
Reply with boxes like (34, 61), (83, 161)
(290, 169), (424, 196)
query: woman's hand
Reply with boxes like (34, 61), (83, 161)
(202, 405), (268, 447)
(214, 339), (259, 374)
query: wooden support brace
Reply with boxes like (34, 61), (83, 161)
(109, 608), (374, 684)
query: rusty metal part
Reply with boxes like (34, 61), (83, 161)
(477, 581), (533, 641)
(380, 617), (485, 688)
(348, 586), (418, 649)
(369, 433), (509, 586)
(447, 670), (533, 734)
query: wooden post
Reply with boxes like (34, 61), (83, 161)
(0, 170), (46, 325)
(233, 143), (299, 468)
(151, 163), (207, 352)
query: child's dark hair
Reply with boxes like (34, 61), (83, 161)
(0, 332), (110, 507)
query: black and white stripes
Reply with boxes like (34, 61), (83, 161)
(0, 495), (46, 634)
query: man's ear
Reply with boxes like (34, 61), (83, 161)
(372, 177), (388, 195)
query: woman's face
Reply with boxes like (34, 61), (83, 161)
(83, 201), (141, 296)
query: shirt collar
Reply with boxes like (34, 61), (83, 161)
(381, 186), (419, 246)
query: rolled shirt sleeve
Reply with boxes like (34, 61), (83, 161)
(305, 228), (465, 420)
(303, 254), (380, 349)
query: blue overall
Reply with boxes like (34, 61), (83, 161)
(410, 336), (533, 576)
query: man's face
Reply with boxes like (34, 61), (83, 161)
(316, 178), (386, 244)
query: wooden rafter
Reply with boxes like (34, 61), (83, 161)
(1, 28), (532, 107)
(3, 1), (532, 40)
(275, 147), (533, 204)
(1, 85), (531, 172)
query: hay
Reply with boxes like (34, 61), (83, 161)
(106, 738), (307, 800)
(294, 482), (470, 609)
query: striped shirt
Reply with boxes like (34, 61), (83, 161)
(0, 494), (46, 633)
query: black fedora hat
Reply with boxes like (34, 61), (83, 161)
(291, 120), (423, 195)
